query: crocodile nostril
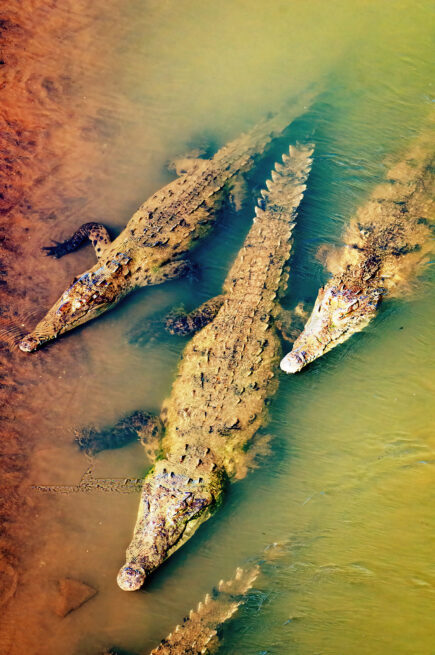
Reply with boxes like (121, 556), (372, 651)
(117, 564), (146, 591)
(280, 351), (305, 374)
(18, 336), (40, 353)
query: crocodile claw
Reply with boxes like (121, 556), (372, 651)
(42, 240), (67, 258)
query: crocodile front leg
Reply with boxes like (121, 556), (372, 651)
(74, 410), (163, 458)
(165, 295), (225, 336)
(42, 222), (111, 259)
(146, 258), (197, 287)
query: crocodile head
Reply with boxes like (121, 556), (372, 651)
(19, 266), (122, 352)
(117, 462), (223, 591)
(280, 281), (383, 373)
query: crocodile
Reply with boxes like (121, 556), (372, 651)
(111, 144), (313, 591)
(18, 91), (314, 353)
(280, 137), (434, 374)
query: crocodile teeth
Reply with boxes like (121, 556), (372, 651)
(197, 601), (204, 612)
(255, 206), (265, 217)
(235, 567), (243, 580)
(271, 170), (280, 182)
(275, 162), (284, 173)
(265, 179), (273, 191)
(282, 153), (290, 163)
(260, 189), (269, 199)
(218, 579), (225, 591)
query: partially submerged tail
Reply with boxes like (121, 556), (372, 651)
(224, 143), (314, 304)
(149, 565), (259, 655)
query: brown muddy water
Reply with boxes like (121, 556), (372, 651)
(0, 1), (434, 654)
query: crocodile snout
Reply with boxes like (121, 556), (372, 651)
(280, 351), (305, 374)
(18, 335), (42, 353)
(117, 563), (146, 591)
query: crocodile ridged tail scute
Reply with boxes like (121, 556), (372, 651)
(256, 144), (313, 238)
(149, 565), (260, 655)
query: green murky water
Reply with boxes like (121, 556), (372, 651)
(4, 1), (434, 653)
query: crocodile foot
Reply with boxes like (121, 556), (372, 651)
(165, 295), (225, 336)
(75, 410), (162, 457)
(42, 222), (111, 260)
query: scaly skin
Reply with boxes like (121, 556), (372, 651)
(281, 137), (434, 374)
(148, 565), (259, 655)
(18, 92), (314, 353)
(116, 144), (314, 591)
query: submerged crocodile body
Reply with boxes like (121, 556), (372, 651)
(280, 137), (434, 374)
(18, 92), (313, 353)
(115, 144), (313, 591)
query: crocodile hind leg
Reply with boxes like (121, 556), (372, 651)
(274, 301), (310, 344)
(165, 294), (226, 336)
(234, 433), (272, 480)
(74, 410), (163, 459)
(42, 222), (111, 259)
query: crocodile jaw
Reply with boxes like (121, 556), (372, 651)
(19, 335), (49, 352)
(18, 267), (123, 352)
(281, 282), (381, 373)
(280, 350), (306, 373)
(117, 463), (220, 591)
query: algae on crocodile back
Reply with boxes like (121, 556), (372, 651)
(115, 144), (314, 592)
(18, 89), (316, 353)
(281, 133), (435, 374)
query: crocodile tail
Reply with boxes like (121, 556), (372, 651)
(224, 143), (313, 300)
(149, 565), (259, 655)
(213, 86), (317, 171)
(255, 143), (314, 225)
(245, 87), (318, 152)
